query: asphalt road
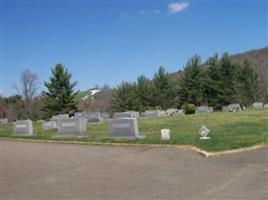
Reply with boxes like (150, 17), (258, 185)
(0, 140), (267, 200)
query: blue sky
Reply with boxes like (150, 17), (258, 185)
(0, 0), (267, 96)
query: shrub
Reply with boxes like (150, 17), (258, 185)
(181, 104), (196, 114)
(155, 106), (163, 110)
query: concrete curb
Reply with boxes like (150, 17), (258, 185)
(0, 137), (267, 157)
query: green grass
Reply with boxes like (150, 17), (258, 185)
(1, 109), (268, 152)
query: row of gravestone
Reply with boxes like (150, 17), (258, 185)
(10, 114), (144, 139)
(1, 101), (267, 127)
(222, 102), (268, 112)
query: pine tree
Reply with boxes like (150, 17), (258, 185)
(204, 54), (223, 109)
(179, 55), (204, 105)
(109, 82), (140, 112)
(234, 59), (258, 106)
(137, 75), (154, 111)
(153, 66), (176, 109)
(218, 53), (237, 106)
(42, 64), (78, 118)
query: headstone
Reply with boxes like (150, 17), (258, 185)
(196, 106), (210, 113)
(144, 110), (161, 118)
(37, 120), (44, 123)
(161, 129), (170, 140)
(229, 104), (241, 112)
(174, 109), (185, 115)
(222, 106), (228, 112)
(57, 117), (87, 136)
(74, 112), (84, 118)
(75, 112), (103, 122)
(108, 118), (145, 139)
(199, 125), (210, 140)
(223, 104), (241, 112)
(166, 108), (179, 116)
(264, 104), (268, 109)
(101, 112), (109, 119)
(0, 118), (8, 124)
(159, 110), (167, 117)
(113, 112), (136, 119)
(253, 102), (264, 109)
(209, 107), (214, 112)
(86, 112), (103, 123)
(124, 111), (140, 118)
(42, 121), (57, 130)
(14, 120), (33, 136)
(51, 114), (69, 121)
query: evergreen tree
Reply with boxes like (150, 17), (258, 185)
(137, 75), (154, 111)
(203, 54), (223, 109)
(217, 53), (237, 105)
(179, 55), (204, 105)
(234, 59), (258, 106)
(109, 82), (140, 112)
(153, 66), (176, 109)
(42, 64), (78, 118)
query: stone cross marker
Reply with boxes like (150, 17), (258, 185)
(108, 118), (145, 139)
(14, 120), (33, 136)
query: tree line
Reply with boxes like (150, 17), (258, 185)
(110, 53), (259, 112)
(0, 52), (261, 121)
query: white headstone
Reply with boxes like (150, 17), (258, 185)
(161, 129), (170, 140)
(166, 108), (178, 116)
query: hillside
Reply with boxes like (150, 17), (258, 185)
(170, 47), (268, 100)
(78, 47), (268, 106)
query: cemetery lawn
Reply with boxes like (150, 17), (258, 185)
(1, 109), (268, 152)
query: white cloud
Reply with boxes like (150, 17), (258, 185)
(168, 2), (189, 14)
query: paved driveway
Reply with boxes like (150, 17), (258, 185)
(0, 140), (267, 200)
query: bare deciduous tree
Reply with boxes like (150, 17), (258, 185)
(14, 70), (39, 119)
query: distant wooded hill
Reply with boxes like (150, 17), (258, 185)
(170, 47), (268, 101)
(78, 47), (268, 108)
